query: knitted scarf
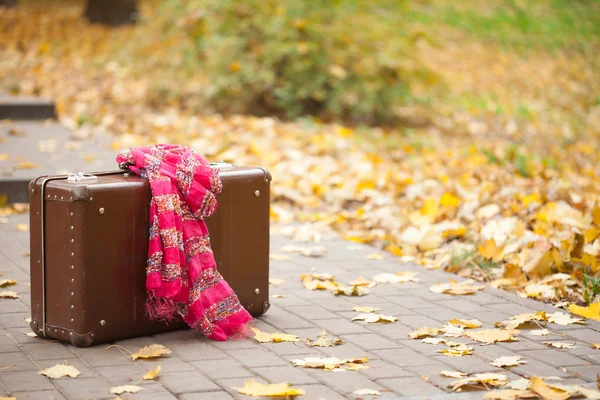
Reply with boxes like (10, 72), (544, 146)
(116, 144), (252, 341)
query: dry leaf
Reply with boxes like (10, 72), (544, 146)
(567, 303), (600, 322)
(529, 329), (550, 336)
(131, 344), (172, 360)
(547, 312), (585, 326)
(367, 253), (384, 260)
(373, 272), (418, 284)
(544, 342), (577, 349)
(441, 370), (466, 378)
(269, 253), (291, 261)
(409, 327), (442, 339)
(143, 364), (161, 380)
(439, 343), (473, 357)
(14, 224), (29, 232)
(353, 306), (381, 313)
(554, 384), (600, 399)
(24, 332), (37, 337)
(528, 376), (572, 400)
(0, 279), (16, 288)
(441, 323), (465, 337)
(491, 356), (526, 367)
(334, 285), (370, 296)
(306, 330), (343, 347)
(272, 294), (285, 298)
(0, 291), (19, 299)
(592, 343), (600, 349)
(345, 362), (370, 371)
(496, 311), (548, 330)
(282, 244), (326, 257)
(13, 162), (39, 170)
(292, 356), (368, 371)
(269, 278), (285, 286)
(429, 279), (485, 295)
(353, 388), (380, 396)
(449, 373), (508, 391)
(449, 319), (482, 328)
(0, 397), (17, 400)
(234, 380), (305, 397)
(110, 385), (144, 395)
(483, 389), (539, 399)
(301, 274), (338, 290)
(250, 327), (299, 343)
(349, 276), (376, 287)
(466, 329), (518, 344)
(38, 364), (81, 379)
(352, 313), (397, 323)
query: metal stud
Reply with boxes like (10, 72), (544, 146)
(71, 292), (74, 296)
(71, 278), (74, 283)
(100, 320), (106, 326)
(31, 188), (35, 193)
(71, 305), (74, 309)
(70, 212), (74, 216)
(61, 196), (64, 200)
(254, 288), (260, 295)
(70, 318), (74, 322)
(47, 195), (50, 198)
(54, 195), (57, 199)
(70, 225), (74, 230)
(98, 208), (105, 215)
(71, 265), (74, 270)
(71, 239), (74, 243)
(70, 332), (74, 335)
(69, 197), (73, 201)
(89, 197), (93, 201)
(71, 252), (74, 257)
(254, 190), (260, 197)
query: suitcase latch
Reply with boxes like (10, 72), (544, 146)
(67, 173), (98, 182)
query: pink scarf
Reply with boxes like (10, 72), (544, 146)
(116, 144), (252, 341)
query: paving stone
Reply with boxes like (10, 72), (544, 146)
(436, 299), (485, 313)
(190, 358), (254, 380)
(70, 345), (133, 367)
(261, 307), (316, 330)
(0, 335), (19, 353)
(252, 365), (318, 384)
(0, 312), (30, 328)
(313, 318), (370, 335)
(377, 376), (446, 396)
(121, 382), (178, 400)
(407, 363), (463, 389)
(520, 349), (590, 367)
(364, 322), (413, 340)
(266, 294), (311, 307)
(359, 359), (414, 380)
(310, 369), (385, 395)
(95, 364), (144, 385)
(297, 384), (347, 400)
(284, 304), (339, 320)
(373, 348), (437, 367)
(225, 348), (288, 368)
(317, 342), (371, 359)
(259, 341), (314, 356)
(159, 371), (220, 394)
(396, 314), (443, 330)
(496, 338), (548, 351)
(22, 342), (77, 361)
(487, 303), (537, 315)
(412, 306), (470, 323)
(566, 365), (600, 382)
(0, 350), (36, 370)
(0, 370), (56, 392)
(432, 355), (502, 374)
(179, 392), (234, 400)
(36, 358), (99, 378)
(313, 297), (357, 312)
(563, 328), (600, 343)
(214, 377), (268, 399)
(54, 377), (112, 400)
(0, 299), (28, 313)
(340, 333), (399, 350)
(168, 340), (229, 362)
(9, 391), (66, 400)
(135, 355), (195, 372)
(510, 358), (574, 379)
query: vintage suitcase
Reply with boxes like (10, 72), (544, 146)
(29, 164), (271, 346)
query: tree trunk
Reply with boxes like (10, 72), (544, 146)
(0, 0), (17, 7)
(85, 0), (138, 26)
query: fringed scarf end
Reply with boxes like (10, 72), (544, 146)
(145, 292), (178, 323)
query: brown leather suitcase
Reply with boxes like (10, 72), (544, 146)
(28, 164), (271, 346)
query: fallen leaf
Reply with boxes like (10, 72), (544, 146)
(12, 162), (39, 170)
(110, 385), (145, 395)
(269, 278), (285, 286)
(592, 343), (600, 349)
(547, 311), (585, 326)
(334, 285), (370, 296)
(449, 319), (482, 328)
(567, 303), (600, 322)
(496, 311), (548, 330)
(269, 253), (291, 261)
(373, 272), (418, 284)
(429, 279), (485, 295)
(483, 389), (539, 399)
(345, 362), (370, 371)
(449, 372), (508, 391)
(491, 356), (526, 367)
(306, 330), (343, 347)
(440, 370), (466, 378)
(528, 376), (572, 400)
(24, 317), (31, 323)
(250, 327), (299, 343)
(292, 356), (368, 371)
(353, 306), (381, 313)
(441, 323), (465, 337)
(529, 329), (550, 336)
(409, 327), (442, 339)
(24, 332), (37, 337)
(439, 343), (473, 356)
(353, 388), (380, 396)
(282, 244), (327, 257)
(131, 344), (172, 360)
(234, 380), (306, 397)
(143, 364), (161, 380)
(350, 276), (376, 287)
(301, 274), (338, 290)
(367, 253), (384, 260)
(9, 128), (26, 137)
(14, 224), (29, 232)
(466, 329), (518, 344)
(352, 313), (397, 323)
(554, 384), (600, 399)
(0, 279), (16, 288)
(271, 294), (285, 298)
(38, 364), (81, 379)
(544, 342), (578, 349)
(0, 397), (17, 400)
(0, 291), (19, 299)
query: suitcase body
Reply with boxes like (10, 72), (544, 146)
(29, 164), (271, 347)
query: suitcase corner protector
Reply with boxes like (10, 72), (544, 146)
(69, 330), (95, 347)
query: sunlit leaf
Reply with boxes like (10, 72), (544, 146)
(38, 364), (81, 379)
(466, 329), (518, 344)
(110, 385), (144, 394)
(131, 344), (172, 360)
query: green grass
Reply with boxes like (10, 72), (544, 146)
(450, 248), (502, 272)
(408, 0), (600, 51)
(583, 274), (600, 304)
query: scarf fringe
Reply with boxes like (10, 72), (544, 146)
(145, 292), (178, 323)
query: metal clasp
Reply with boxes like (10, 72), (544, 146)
(67, 173), (98, 182)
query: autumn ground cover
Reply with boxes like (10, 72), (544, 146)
(0, 0), (599, 314)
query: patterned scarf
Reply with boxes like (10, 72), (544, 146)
(116, 144), (252, 341)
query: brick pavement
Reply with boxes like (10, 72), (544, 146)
(1, 211), (600, 399)
(0, 117), (599, 399)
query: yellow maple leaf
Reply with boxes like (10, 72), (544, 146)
(131, 344), (172, 360)
(384, 242), (404, 256)
(528, 376), (572, 400)
(591, 343), (600, 349)
(449, 373), (508, 391)
(479, 238), (505, 261)
(143, 364), (161, 380)
(250, 327), (299, 343)
(439, 344), (473, 357)
(38, 363), (81, 379)
(110, 385), (144, 395)
(269, 278), (285, 285)
(466, 329), (518, 344)
(491, 356), (526, 367)
(449, 319), (481, 328)
(353, 306), (381, 313)
(483, 389), (538, 399)
(334, 285), (370, 296)
(0, 279), (16, 288)
(0, 291), (19, 299)
(440, 192), (461, 208)
(408, 327), (441, 339)
(14, 224), (29, 232)
(352, 313), (397, 323)
(306, 330), (343, 347)
(567, 303), (600, 322)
